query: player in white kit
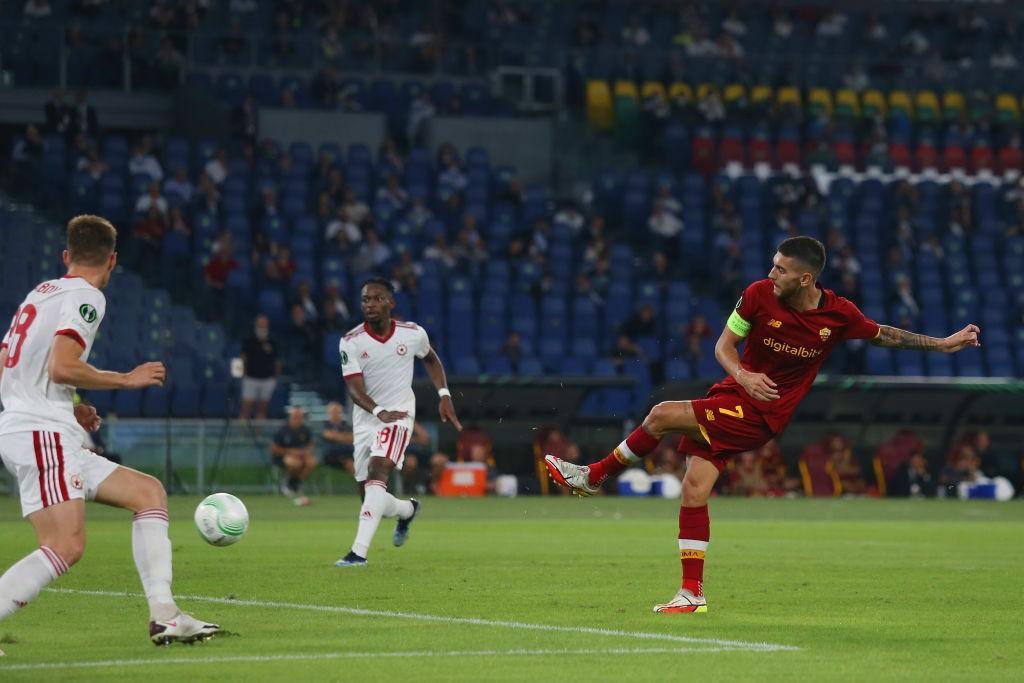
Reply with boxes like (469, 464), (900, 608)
(0, 215), (220, 646)
(335, 277), (462, 567)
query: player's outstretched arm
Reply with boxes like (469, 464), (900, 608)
(49, 335), (166, 389)
(421, 348), (462, 431)
(870, 324), (981, 353)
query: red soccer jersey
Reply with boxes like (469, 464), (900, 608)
(717, 279), (880, 433)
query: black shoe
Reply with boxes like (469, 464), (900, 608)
(392, 499), (420, 547)
(334, 550), (367, 567)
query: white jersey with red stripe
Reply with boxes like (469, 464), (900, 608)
(339, 320), (430, 431)
(0, 276), (106, 439)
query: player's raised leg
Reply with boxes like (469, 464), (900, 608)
(336, 450), (416, 567)
(0, 498), (83, 621)
(654, 455), (719, 613)
(94, 466), (220, 644)
(545, 400), (707, 495)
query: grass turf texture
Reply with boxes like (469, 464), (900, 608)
(0, 495), (1021, 681)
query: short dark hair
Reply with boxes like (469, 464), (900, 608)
(67, 214), (117, 266)
(362, 276), (395, 294)
(777, 236), (826, 277)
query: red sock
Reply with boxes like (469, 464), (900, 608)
(678, 504), (710, 596)
(586, 425), (660, 485)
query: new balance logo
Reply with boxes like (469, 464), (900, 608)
(705, 409), (715, 422)
(768, 319), (782, 328)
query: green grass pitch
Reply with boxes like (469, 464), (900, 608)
(0, 495), (1021, 681)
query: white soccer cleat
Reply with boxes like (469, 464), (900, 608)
(653, 588), (708, 614)
(543, 454), (601, 496)
(149, 612), (221, 645)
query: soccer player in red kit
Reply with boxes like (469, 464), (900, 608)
(545, 237), (981, 613)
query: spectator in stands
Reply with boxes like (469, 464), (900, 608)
(168, 205), (191, 237)
(537, 427), (581, 495)
(828, 435), (867, 495)
(726, 451), (771, 496)
(341, 189), (369, 226)
(816, 9), (848, 37)
(287, 303), (320, 370)
(376, 174), (408, 210)
(240, 314), (281, 421)
(890, 449), (937, 498)
(553, 202), (585, 236)
(44, 88), (72, 137)
(424, 232), (456, 270)
(131, 206), (167, 277)
(204, 148), (229, 186)
(321, 401), (355, 475)
(438, 150), (468, 195)
(842, 64), (870, 93)
(501, 332), (523, 369)
(378, 137), (404, 176)
(253, 186), (281, 226)
(354, 228), (392, 272)
(648, 201), (683, 257)
(990, 45), (1018, 70)
(23, 0), (52, 20)
(681, 312), (712, 363)
(271, 407), (315, 505)
(391, 249), (422, 294)
(130, 135), (164, 181)
(320, 25), (344, 64)
(194, 171), (221, 213)
(75, 141), (108, 181)
(407, 92), (435, 147)
(621, 14), (650, 47)
(893, 274), (920, 317)
(615, 303), (656, 360)
(325, 205), (360, 253)
(263, 243), (296, 287)
(232, 94), (258, 143)
(409, 17), (440, 72)
(219, 18), (248, 61)
(402, 423), (436, 495)
(321, 282), (351, 331)
(135, 181), (169, 218)
(154, 36), (184, 91)
(70, 89), (99, 140)
(697, 88), (725, 123)
(163, 166), (193, 205)
(771, 8), (793, 38)
(721, 8), (747, 37)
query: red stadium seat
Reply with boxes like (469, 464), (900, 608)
(970, 144), (993, 172)
(775, 140), (801, 167)
(691, 135), (716, 176)
(915, 143), (938, 170)
(833, 141), (857, 166)
(888, 143), (912, 168)
(798, 443), (839, 497)
(719, 136), (746, 165)
(997, 146), (1020, 173)
(942, 144), (966, 170)
(749, 137), (771, 165)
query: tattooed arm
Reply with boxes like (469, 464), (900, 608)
(870, 324), (981, 353)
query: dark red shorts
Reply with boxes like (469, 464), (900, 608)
(676, 388), (775, 472)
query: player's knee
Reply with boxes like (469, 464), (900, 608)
(643, 402), (675, 437)
(49, 535), (85, 567)
(682, 476), (711, 506)
(137, 474), (167, 510)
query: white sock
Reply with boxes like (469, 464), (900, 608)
(0, 546), (67, 621)
(132, 508), (178, 621)
(351, 480), (388, 557)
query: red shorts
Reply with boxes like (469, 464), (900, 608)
(676, 387), (775, 472)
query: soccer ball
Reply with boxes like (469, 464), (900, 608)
(194, 493), (249, 546)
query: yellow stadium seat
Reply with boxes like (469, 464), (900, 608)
(835, 89), (860, 116)
(585, 80), (613, 131)
(750, 85), (773, 105)
(996, 93), (1019, 114)
(723, 83), (745, 105)
(914, 90), (939, 121)
(888, 90), (913, 117)
(808, 87), (833, 114)
(777, 86), (801, 107)
(669, 82), (693, 102)
(862, 89), (886, 116)
(641, 81), (667, 101)
(696, 83), (718, 100)
(613, 79), (639, 101)
(942, 91), (965, 112)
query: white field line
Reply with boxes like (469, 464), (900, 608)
(44, 588), (801, 652)
(0, 646), (764, 672)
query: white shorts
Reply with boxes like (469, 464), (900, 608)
(353, 416), (414, 482)
(0, 430), (118, 517)
(241, 377), (277, 402)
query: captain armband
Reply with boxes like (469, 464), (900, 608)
(726, 310), (752, 338)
